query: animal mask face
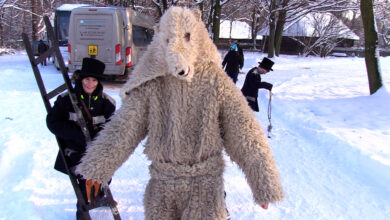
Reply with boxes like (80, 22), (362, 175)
(119, 7), (222, 99)
(155, 7), (202, 82)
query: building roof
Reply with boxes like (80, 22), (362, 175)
(219, 20), (263, 40)
(56, 4), (90, 11)
(259, 12), (359, 40)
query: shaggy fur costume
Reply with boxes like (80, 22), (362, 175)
(76, 7), (284, 219)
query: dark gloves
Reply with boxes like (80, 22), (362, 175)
(260, 82), (273, 91)
(266, 83), (273, 91)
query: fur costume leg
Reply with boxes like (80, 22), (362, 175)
(144, 175), (227, 220)
(144, 156), (227, 220)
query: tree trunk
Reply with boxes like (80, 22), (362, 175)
(267, 0), (277, 58)
(275, 9), (287, 57)
(0, 9), (3, 47)
(229, 20), (233, 39)
(360, 0), (383, 94)
(212, 0), (221, 44)
(268, 18), (276, 58)
(152, 0), (165, 17)
(262, 35), (267, 52)
(206, 0), (215, 31)
(31, 0), (39, 41)
(198, 1), (204, 20)
(251, 7), (257, 49)
(162, 0), (168, 12)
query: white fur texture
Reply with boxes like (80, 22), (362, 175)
(120, 7), (221, 98)
(76, 7), (284, 219)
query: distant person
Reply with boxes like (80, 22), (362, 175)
(46, 58), (116, 220)
(222, 43), (243, 83)
(241, 57), (274, 112)
(37, 40), (48, 66)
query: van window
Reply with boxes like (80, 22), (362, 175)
(133, 25), (154, 46)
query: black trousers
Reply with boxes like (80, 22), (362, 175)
(227, 72), (239, 84)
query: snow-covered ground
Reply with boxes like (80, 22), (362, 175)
(0, 51), (389, 220)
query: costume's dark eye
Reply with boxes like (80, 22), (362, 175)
(184, 33), (190, 42)
(166, 38), (170, 44)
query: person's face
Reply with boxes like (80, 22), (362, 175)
(257, 66), (269, 74)
(81, 77), (98, 95)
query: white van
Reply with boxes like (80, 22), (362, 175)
(52, 4), (90, 70)
(68, 6), (154, 79)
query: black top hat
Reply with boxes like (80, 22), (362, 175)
(75, 58), (105, 80)
(258, 57), (274, 71)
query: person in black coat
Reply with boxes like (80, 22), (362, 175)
(241, 57), (274, 112)
(37, 40), (48, 66)
(222, 44), (244, 84)
(46, 58), (115, 220)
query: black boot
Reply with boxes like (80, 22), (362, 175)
(76, 201), (90, 220)
(76, 210), (90, 220)
(224, 191), (231, 220)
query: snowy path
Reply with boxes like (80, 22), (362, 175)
(250, 94), (390, 219)
(217, 90), (390, 219)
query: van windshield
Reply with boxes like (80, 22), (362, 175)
(133, 25), (154, 46)
(55, 11), (71, 45)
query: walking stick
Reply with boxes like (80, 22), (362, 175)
(267, 91), (273, 138)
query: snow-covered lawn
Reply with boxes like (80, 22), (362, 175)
(0, 51), (389, 219)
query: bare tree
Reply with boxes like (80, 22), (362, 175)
(0, 0), (384, 58)
(211, 0), (221, 43)
(250, 0), (359, 57)
(210, 0), (236, 43)
(361, 0), (383, 94)
(0, 0), (7, 47)
(2, 0), (32, 47)
(31, 0), (38, 41)
(290, 13), (350, 57)
(0, 0), (56, 48)
(151, 0), (169, 16)
(374, 0), (390, 48)
(274, 0), (289, 56)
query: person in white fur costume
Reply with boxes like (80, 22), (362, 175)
(76, 6), (284, 219)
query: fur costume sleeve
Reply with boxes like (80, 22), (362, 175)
(217, 73), (285, 205)
(75, 87), (149, 184)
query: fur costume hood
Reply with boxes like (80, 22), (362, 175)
(76, 7), (284, 215)
(120, 7), (221, 98)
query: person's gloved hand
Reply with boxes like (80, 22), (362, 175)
(86, 179), (101, 204)
(260, 82), (273, 91)
(265, 82), (273, 91)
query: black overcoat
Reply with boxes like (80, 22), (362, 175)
(46, 81), (115, 174)
(241, 67), (273, 112)
(222, 50), (243, 74)
(38, 42), (48, 54)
